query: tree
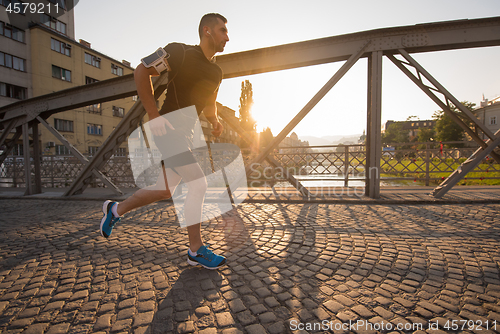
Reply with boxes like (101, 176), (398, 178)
(358, 130), (366, 144)
(382, 122), (409, 145)
(433, 101), (475, 144)
(417, 127), (435, 143)
(239, 80), (256, 132)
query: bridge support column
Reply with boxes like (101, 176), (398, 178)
(366, 51), (383, 199)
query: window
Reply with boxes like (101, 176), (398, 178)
(52, 65), (71, 82)
(51, 38), (71, 56)
(132, 95), (138, 101)
(0, 21), (25, 42)
(491, 116), (497, 125)
(111, 64), (123, 76)
(85, 53), (100, 68)
(112, 106), (124, 118)
(87, 103), (101, 114)
(87, 123), (102, 135)
(88, 146), (99, 156)
(55, 145), (71, 155)
(85, 76), (99, 85)
(114, 147), (127, 157)
(11, 144), (23, 156)
(54, 119), (73, 132)
(0, 82), (27, 100)
(0, 52), (24, 71)
(40, 14), (66, 35)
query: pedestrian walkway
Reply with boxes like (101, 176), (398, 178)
(0, 190), (499, 333)
(1, 185), (500, 204)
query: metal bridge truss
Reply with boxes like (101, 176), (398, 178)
(1, 17), (499, 199)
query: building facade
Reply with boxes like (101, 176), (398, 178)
(476, 96), (500, 139)
(1, 1), (135, 157)
(383, 119), (435, 139)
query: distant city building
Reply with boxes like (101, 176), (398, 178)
(383, 119), (435, 139)
(476, 95), (500, 139)
(200, 103), (240, 145)
(279, 132), (310, 153)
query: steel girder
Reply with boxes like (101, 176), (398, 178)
(431, 129), (500, 198)
(217, 17), (500, 78)
(63, 73), (170, 196)
(366, 51), (383, 199)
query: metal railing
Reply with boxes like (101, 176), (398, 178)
(1, 142), (499, 189)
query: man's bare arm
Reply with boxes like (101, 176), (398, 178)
(134, 63), (173, 135)
(134, 63), (161, 118)
(203, 91), (223, 137)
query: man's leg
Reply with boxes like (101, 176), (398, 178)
(116, 166), (182, 216)
(170, 162), (207, 252)
(172, 162), (226, 269)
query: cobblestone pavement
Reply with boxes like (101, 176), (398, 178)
(0, 199), (499, 334)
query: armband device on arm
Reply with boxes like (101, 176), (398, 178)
(141, 48), (171, 74)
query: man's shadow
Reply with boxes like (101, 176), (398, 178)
(151, 266), (223, 332)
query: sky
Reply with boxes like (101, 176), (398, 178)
(74, 0), (500, 140)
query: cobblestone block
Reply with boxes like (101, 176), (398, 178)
(216, 312), (235, 327)
(111, 319), (132, 332)
(236, 310), (257, 326)
(195, 306), (211, 317)
(229, 298), (246, 313)
(323, 300), (343, 313)
(199, 328), (217, 334)
(245, 324), (267, 334)
(178, 321), (195, 333)
(133, 311), (154, 327)
(23, 322), (49, 334)
(93, 314), (112, 331)
(46, 323), (70, 334)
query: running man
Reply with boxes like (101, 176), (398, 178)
(99, 13), (230, 270)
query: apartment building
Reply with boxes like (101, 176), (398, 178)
(0, 0), (134, 157)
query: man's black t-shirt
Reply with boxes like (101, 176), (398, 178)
(159, 43), (222, 116)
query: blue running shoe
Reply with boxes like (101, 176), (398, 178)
(187, 245), (226, 270)
(100, 200), (120, 238)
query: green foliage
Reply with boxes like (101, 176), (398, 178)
(358, 130), (366, 144)
(417, 127), (435, 143)
(381, 158), (500, 185)
(382, 122), (410, 145)
(239, 80), (256, 132)
(433, 101), (476, 145)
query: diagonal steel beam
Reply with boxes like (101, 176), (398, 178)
(398, 49), (497, 141)
(64, 73), (170, 196)
(37, 116), (122, 195)
(0, 74), (138, 126)
(245, 40), (372, 177)
(0, 127), (22, 165)
(387, 52), (500, 164)
(0, 119), (17, 149)
(431, 129), (500, 198)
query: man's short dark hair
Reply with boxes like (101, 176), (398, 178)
(199, 13), (227, 39)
